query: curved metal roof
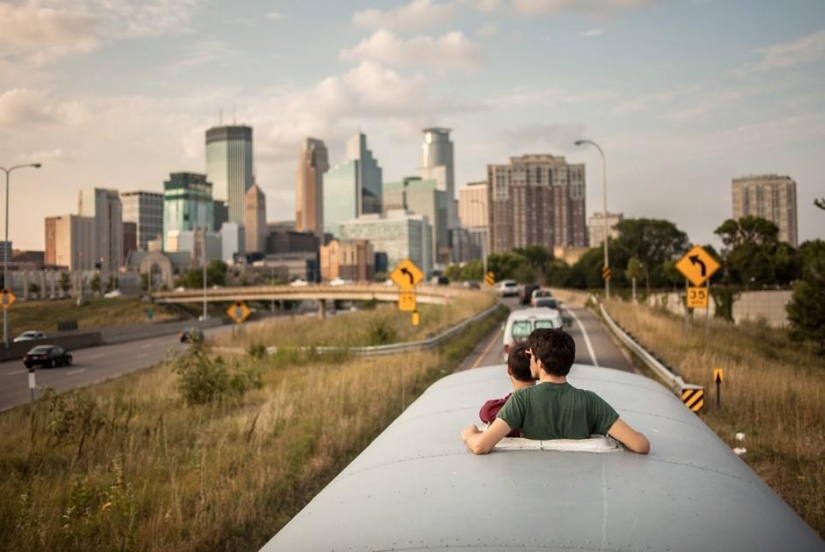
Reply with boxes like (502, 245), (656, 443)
(261, 364), (824, 552)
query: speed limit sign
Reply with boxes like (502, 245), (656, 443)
(687, 287), (709, 308)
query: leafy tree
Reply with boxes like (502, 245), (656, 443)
(613, 218), (690, 294)
(443, 264), (465, 282)
(176, 261), (229, 288)
(544, 259), (572, 288)
(90, 273), (101, 294)
(28, 283), (40, 295)
(59, 272), (71, 293)
(787, 254), (825, 354)
(625, 256), (645, 299)
(487, 252), (527, 281)
(512, 246), (552, 278)
(714, 216), (799, 287)
(566, 248), (606, 290)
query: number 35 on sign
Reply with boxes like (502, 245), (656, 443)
(687, 287), (709, 308)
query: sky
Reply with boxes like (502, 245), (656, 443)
(1, 0), (823, 252)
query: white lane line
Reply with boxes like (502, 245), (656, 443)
(89, 353), (105, 359)
(66, 369), (85, 376)
(565, 307), (599, 367)
(7, 369), (27, 376)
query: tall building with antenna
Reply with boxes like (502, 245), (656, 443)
(206, 117), (254, 226)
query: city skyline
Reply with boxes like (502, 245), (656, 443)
(1, 0), (824, 251)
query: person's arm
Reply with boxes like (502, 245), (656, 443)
(608, 418), (650, 454)
(462, 419), (512, 455)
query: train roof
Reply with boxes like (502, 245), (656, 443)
(261, 364), (823, 551)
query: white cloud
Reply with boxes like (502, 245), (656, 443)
(461, 0), (500, 11)
(341, 30), (483, 70)
(581, 28), (603, 37)
(477, 23), (498, 37)
(502, 123), (587, 152)
(265, 12), (283, 21)
(737, 30), (825, 75)
(511, 0), (660, 16)
(353, 0), (456, 31)
(164, 40), (240, 72)
(0, 88), (89, 126)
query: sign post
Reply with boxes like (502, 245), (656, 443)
(390, 259), (425, 322)
(28, 365), (35, 404)
(227, 301), (251, 324)
(713, 368), (724, 409)
(676, 246), (720, 337)
(485, 271), (495, 288)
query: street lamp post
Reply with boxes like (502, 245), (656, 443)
(1, 163), (42, 347)
(470, 199), (488, 284)
(574, 140), (610, 301)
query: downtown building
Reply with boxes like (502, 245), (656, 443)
(319, 239), (375, 282)
(78, 188), (123, 273)
(323, 133), (383, 238)
(458, 181), (488, 262)
(206, 125), (254, 226)
(588, 212), (624, 247)
(383, 176), (448, 267)
(162, 172), (215, 252)
(46, 215), (95, 271)
(339, 210), (432, 277)
(417, 128), (457, 260)
(121, 191), (164, 252)
(487, 154), (587, 253)
(732, 174), (798, 246)
(295, 138), (330, 240)
(244, 184), (267, 254)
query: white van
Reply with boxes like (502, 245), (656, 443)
(501, 307), (564, 361)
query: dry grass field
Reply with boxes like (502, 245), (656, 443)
(605, 299), (825, 537)
(0, 293), (503, 551)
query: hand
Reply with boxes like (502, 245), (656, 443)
(462, 425), (481, 442)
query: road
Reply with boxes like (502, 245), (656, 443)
(457, 296), (634, 373)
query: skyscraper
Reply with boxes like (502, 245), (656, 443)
(244, 184), (267, 254)
(323, 132), (383, 237)
(487, 154), (587, 253)
(206, 125), (254, 225)
(417, 128), (456, 229)
(121, 190), (164, 251)
(732, 174), (798, 246)
(383, 177), (448, 266)
(295, 138), (330, 239)
(162, 172), (214, 251)
(78, 188), (123, 273)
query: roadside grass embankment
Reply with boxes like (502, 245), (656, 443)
(605, 299), (825, 537)
(7, 297), (181, 335)
(0, 293), (506, 551)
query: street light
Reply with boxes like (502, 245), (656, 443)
(469, 199), (488, 284)
(0, 163), (42, 347)
(573, 139), (610, 300)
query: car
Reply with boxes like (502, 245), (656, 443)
(103, 289), (122, 298)
(530, 288), (554, 306)
(520, 284), (540, 305)
(290, 279), (309, 287)
(463, 280), (481, 290)
(179, 327), (204, 343)
(494, 280), (519, 297)
(13, 330), (46, 342)
(329, 278), (352, 286)
(534, 297), (561, 310)
(23, 345), (72, 368)
(501, 307), (564, 361)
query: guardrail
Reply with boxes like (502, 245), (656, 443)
(215, 302), (504, 358)
(599, 303), (686, 393)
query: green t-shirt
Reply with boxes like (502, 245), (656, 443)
(497, 382), (620, 440)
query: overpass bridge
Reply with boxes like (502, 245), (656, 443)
(151, 283), (463, 318)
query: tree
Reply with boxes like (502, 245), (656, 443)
(613, 218), (690, 293)
(714, 216), (799, 287)
(787, 254), (825, 354)
(58, 272), (71, 294)
(90, 273), (101, 294)
(512, 246), (552, 278)
(487, 252), (528, 281)
(625, 257), (645, 300)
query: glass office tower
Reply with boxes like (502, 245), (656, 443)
(206, 125), (253, 225)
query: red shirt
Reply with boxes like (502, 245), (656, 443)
(479, 393), (521, 437)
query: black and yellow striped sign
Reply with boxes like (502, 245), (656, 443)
(681, 387), (705, 412)
(485, 271), (495, 287)
(602, 266), (611, 281)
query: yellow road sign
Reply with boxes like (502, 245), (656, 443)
(681, 386), (705, 412)
(1, 289), (16, 310)
(227, 301), (251, 324)
(602, 266), (611, 281)
(676, 245), (720, 287)
(398, 292), (417, 312)
(485, 271), (495, 287)
(686, 287), (709, 308)
(713, 368), (724, 384)
(411, 310), (420, 326)
(390, 259), (425, 292)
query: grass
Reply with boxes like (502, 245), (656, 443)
(604, 298), (825, 537)
(6, 297), (182, 335)
(0, 294), (504, 551)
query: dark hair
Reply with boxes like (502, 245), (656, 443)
(507, 343), (534, 382)
(527, 328), (575, 376)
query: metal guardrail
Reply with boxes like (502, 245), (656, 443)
(215, 302), (504, 358)
(599, 303), (686, 392)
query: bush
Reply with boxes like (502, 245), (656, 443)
(247, 342), (267, 359)
(172, 347), (261, 405)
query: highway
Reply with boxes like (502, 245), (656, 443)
(1, 295), (632, 412)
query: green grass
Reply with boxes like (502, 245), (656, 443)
(6, 297), (183, 335)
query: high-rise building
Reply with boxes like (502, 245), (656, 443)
(458, 181), (488, 228)
(219, 222), (245, 261)
(588, 212), (624, 247)
(323, 132), (383, 237)
(487, 154), (586, 253)
(340, 210), (432, 276)
(78, 188), (123, 273)
(418, 128), (456, 229)
(295, 138), (330, 239)
(732, 174), (798, 246)
(51, 215), (95, 270)
(162, 172), (215, 251)
(44, 218), (58, 266)
(320, 239), (374, 281)
(206, 125), (254, 225)
(244, 184), (267, 253)
(123, 222), (137, 262)
(121, 190), (164, 251)
(383, 177), (448, 266)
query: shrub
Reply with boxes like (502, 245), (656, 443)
(247, 341), (267, 359)
(172, 348), (261, 405)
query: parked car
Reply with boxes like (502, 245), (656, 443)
(179, 327), (204, 343)
(501, 307), (564, 361)
(290, 279), (309, 287)
(520, 284), (540, 305)
(494, 280), (519, 297)
(13, 330), (46, 342)
(23, 345), (72, 368)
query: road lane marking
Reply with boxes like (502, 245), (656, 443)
(565, 307), (599, 367)
(89, 353), (104, 359)
(66, 369), (85, 376)
(471, 326), (503, 370)
(7, 370), (26, 376)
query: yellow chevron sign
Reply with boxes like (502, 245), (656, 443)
(681, 386), (705, 412)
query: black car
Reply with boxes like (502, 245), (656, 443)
(520, 284), (540, 305)
(179, 327), (204, 343)
(23, 345), (73, 368)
